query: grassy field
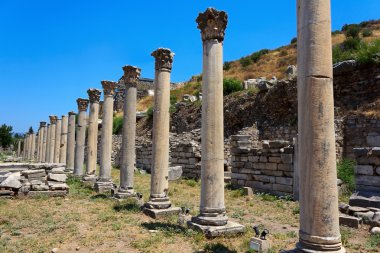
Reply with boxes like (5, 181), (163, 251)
(0, 168), (378, 253)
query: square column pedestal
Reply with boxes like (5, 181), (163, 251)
(142, 197), (181, 219)
(187, 220), (245, 238)
(94, 180), (115, 194)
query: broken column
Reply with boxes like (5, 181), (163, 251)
(188, 8), (244, 236)
(48, 116), (57, 163)
(143, 48), (180, 218)
(59, 115), (68, 164)
(41, 122), (47, 162)
(17, 140), (21, 158)
(73, 99), (89, 177)
(296, 0), (345, 252)
(66, 112), (76, 172)
(94, 81), (117, 193)
(114, 65), (141, 198)
(84, 88), (101, 182)
(54, 117), (62, 163)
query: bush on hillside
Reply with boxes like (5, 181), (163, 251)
(342, 37), (361, 51)
(223, 61), (231, 71)
(240, 57), (252, 67)
(343, 24), (361, 38)
(362, 29), (373, 37)
(290, 37), (297, 44)
(113, 116), (123, 134)
(333, 39), (380, 65)
(223, 78), (243, 96)
(147, 106), (154, 118)
(250, 49), (269, 63)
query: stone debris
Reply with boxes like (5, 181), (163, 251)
(168, 166), (183, 181)
(371, 227), (380, 235)
(339, 214), (363, 228)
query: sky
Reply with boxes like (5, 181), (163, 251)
(0, 0), (379, 133)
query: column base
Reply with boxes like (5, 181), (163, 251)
(187, 219), (245, 238)
(112, 187), (136, 199)
(94, 180), (115, 193)
(142, 206), (181, 219)
(144, 196), (172, 209)
(295, 242), (346, 253)
(82, 174), (97, 187)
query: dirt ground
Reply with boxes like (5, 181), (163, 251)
(0, 168), (378, 253)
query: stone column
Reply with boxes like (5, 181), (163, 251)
(188, 8), (244, 236)
(28, 133), (33, 160)
(17, 140), (21, 157)
(59, 115), (68, 164)
(46, 124), (51, 163)
(94, 81), (117, 193)
(38, 122), (46, 162)
(24, 134), (29, 160)
(66, 112), (76, 172)
(84, 88), (101, 182)
(74, 99), (89, 177)
(36, 128), (41, 162)
(114, 65), (141, 198)
(143, 48), (180, 218)
(54, 118), (62, 163)
(296, 0), (345, 252)
(30, 133), (36, 161)
(42, 123), (47, 162)
(48, 116), (57, 163)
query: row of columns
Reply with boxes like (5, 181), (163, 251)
(18, 3), (344, 252)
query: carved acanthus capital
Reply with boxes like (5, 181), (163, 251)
(76, 98), (90, 111)
(40, 122), (46, 128)
(101, 80), (117, 96)
(122, 65), (141, 88)
(196, 8), (228, 42)
(151, 48), (175, 71)
(68, 111), (76, 116)
(49, 115), (58, 124)
(87, 88), (102, 103)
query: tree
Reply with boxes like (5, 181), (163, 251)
(0, 124), (13, 148)
(28, 126), (34, 134)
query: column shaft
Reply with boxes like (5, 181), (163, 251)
(54, 119), (62, 163)
(42, 126), (47, 162)
(17, 140), (21, 157)
(49, 123), (56, 163)
(86, 90), (101, 176)
(36, 129), (41, 161)
(60, 116), (68, 163)
(98, 94), (113, 180)
(296, 0), (344, 252)
(66, 113), (76, 171)
(30, 133), (36, 161)
(46, 125), (51, 163)
(74, 110), (87, 176)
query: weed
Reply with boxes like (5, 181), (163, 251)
(337, 159), (355, 192)
(184, 179), (198, 187)
(366, 234), (380, 250)
(340, 227), (352, 246)
(203, 242), (237, 253)
(113, 199), (141, 213)
(292, 206), (300, 215)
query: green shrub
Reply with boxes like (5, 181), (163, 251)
(290, 37), (297, 44)
(112, 116), (123, 135)
(250, 49), (269, 63)
(356, 40), (380, 65)
(342, 37), (361, 51)
(362, 29), (373, 37)
(280, 50), (288, 57)
(146, 106), (154, 118)
(223, 78), (243, 96)
(337, 159), (355, 192)
(223, 61), (231, 71)
(240, 57), (252, 67)
(170, 95), (177, 113)
(342, 24), (361, 38)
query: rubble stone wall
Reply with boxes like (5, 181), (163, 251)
(353, 147), (380, 193)
(230, 135), (295, 197)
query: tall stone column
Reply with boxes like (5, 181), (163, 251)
(30, 133), (36, 161)
(94, 81), (117, 193)
(188, 8), (244, 236)
(46, 124), (51, 163)
(84, 88), (101, 182)
(24, 134), (29, 160)
(143, 48), (180, 218)
(38, 122), (46, 162)
(74, 99), (89, 177)
(54, 118), (62, 163)
(114, 65), (141, 198)
(48, 116), (57, 163)
(59, 115), (68, 164)
(41, 123), (47, 162)
(21, 137), (26, 159)
(296, 0), (345, 252)
(66, 112), (76, 172)
(28, 133), (33, 160)
(36, 128), (41, 162)
(17, 140), (21, 157)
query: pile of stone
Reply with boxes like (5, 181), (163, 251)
(230, 135), (295, 196)
(0, 164), (69, 197)
(339, 203), (380, 232)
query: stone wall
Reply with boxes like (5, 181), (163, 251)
(230, 135), (296, 197)
(353, 147), (380, 193)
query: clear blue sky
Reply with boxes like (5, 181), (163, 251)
(1, 0), (379, 133)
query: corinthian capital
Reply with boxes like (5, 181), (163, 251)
(76, 98), (90, 111)
(101, 80), (117, 96)
(40, 122), (46, 128)
(49, 115), (58, 124)
(151, 48), (175, 72)
(196, 8), (228, 42)
(87, 88), (102, 103)
(122, 65), (141, 88)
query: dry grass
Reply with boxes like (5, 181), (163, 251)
(0, 169), (374, 253)
(137, 96), (154, 112)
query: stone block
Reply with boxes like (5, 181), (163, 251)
(367, 133), (380, 146)
(278, 164), (293, 172)
(0, 175), (21, 189)
(242, 187), (254, 196)
(265, 163), (277, 171)
(231, 135), (250, 141)
(31, 184), (50, 191)
(261, 170), (283, 177)
(259, 156), (267, 163)
(189, 158), (198, 164)
(248, 156), (259, 162)
(273, 184), (292, 193)
(268, 157), (281, 163)
(232, 173), (250, 180)
(339, 214), (362, 228)
(249, 181), (272, 191)
(353, 147), (370, 157)
(187, 220), (245, 238)
(376, 166), (380, 176)
(142, 206), (181, 219)
(253, 175), (271, 183)
(48, 173), (67, 182)
(249, 237), (272, 252)
(237, 180), (245, 186)
(371, 147), (380, 156)
(27, 190), (67, 197)
(281, 154), (293, 164)
(275, 177), (293, 186)
(268, 140), (289, 149)
(356, 175), (380, 186)
(240, 156), (248, 162)
(232, 162), (245, 168)
(355, 165), (374, 175)
(349, 191), (380, 209)
(168, 166), (182, 181)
